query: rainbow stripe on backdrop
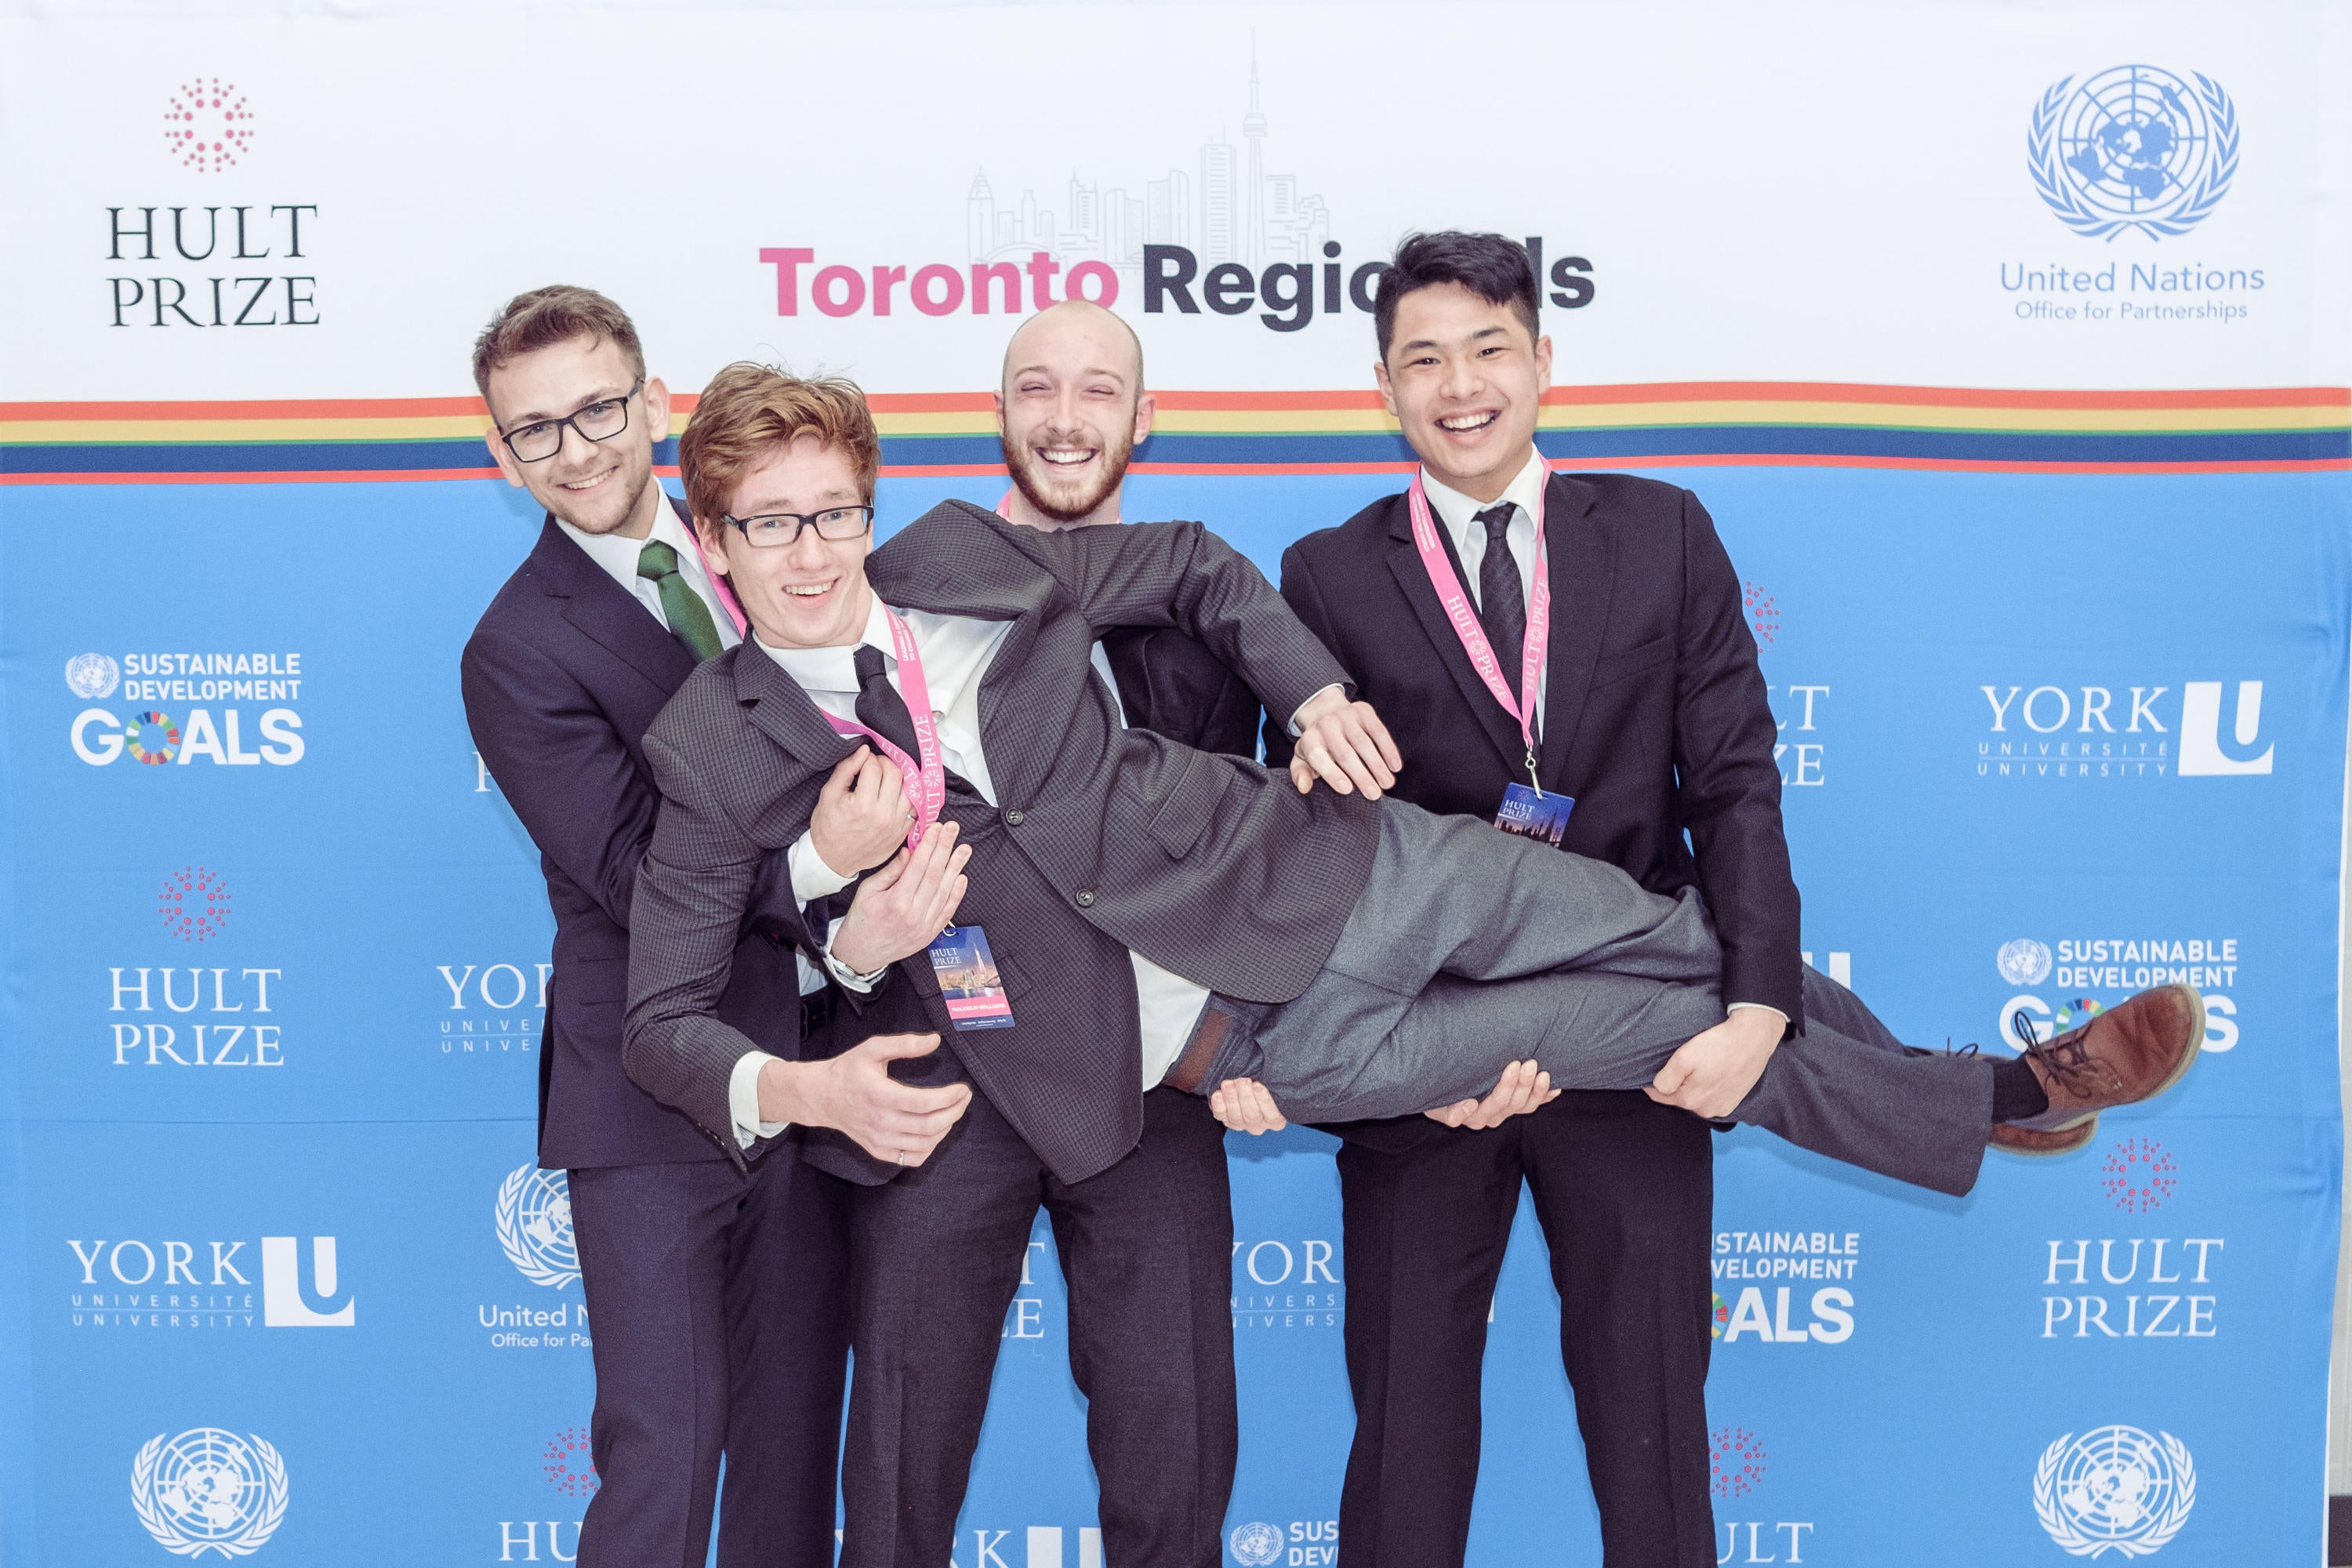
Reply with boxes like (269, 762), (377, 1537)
(2, 383), (2346, 483)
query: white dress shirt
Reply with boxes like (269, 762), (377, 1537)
(724, 596), (1215, 1148)
(1417, 448), (1551, 736)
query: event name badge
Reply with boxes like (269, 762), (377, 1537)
(927, 924), (1015, 1031)
(1495, 782), (1574, 848)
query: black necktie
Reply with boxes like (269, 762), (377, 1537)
(851, 643), (977, 798)
(1475, 503), (1527, 688)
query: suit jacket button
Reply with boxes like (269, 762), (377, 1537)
(1074, 890), (1096, 908)
(1005, 809), (1026, 826)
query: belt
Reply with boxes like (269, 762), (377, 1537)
(1163, 1004), (1239, 1094)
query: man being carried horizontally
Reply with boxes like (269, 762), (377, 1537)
(620, 361), (2200, 1559)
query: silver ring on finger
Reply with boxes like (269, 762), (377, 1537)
(895, 1149), (909, 1166)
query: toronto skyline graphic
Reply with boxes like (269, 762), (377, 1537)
(965, 50), (1333, 277)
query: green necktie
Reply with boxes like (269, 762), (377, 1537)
(636, 539), (725, 662)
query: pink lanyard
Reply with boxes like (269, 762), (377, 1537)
(822, 608), (946, 851)
(1406, 466), (1551, 790)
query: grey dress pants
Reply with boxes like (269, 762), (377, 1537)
(1210, 797), (1994, 1197)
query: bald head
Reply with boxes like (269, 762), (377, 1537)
(1002, 299), (1144, 397)
(995, 299), (1156, 529)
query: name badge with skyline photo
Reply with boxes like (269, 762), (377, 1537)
(1495, 783), (1574, 848)
(927, 924), (1015, 1030)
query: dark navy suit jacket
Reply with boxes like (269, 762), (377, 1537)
(461, 502), (813, 1169)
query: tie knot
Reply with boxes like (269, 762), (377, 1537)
(636, 539), (681, 581)
(852, 642), (890, 685)
(1475, 504), (1515, 544)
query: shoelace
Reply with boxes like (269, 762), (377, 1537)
(2010, 1009), (2107, 1100)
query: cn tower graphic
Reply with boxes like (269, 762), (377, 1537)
(1241, 43), (1267, 267)
(964, 45), (1331, 276)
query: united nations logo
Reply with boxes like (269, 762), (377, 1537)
(1227, 1521), (1284, 1566)
(2029, 66), (2238, 239)
(131, 1428), (289, 1558)
(65, 652), (120, 699)
(1997, 937), (2054, 986)
(2034, 1426), (2196, 1558)
(495, 1162), (580, 1288)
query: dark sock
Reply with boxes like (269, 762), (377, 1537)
(1991, 1056), (2051, 1122)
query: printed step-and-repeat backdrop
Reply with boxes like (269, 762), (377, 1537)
(2, 2), (2347, 1563)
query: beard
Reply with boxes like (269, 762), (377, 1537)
(1001, 419), (1134, 525)
(539, 452), (655, 537)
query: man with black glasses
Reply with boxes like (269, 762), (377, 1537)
(459, 286), (954, 1568)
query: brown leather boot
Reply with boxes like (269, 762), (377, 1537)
(2005, 984), (2204, 1133)
(1990, 1116), (2097, 1156)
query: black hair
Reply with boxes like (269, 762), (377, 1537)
(1372, 231), (1540, 360)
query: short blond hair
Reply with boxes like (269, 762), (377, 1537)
(680, 362), (881, 523)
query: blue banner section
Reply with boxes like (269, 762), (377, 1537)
(0, 462), (2342, 1566)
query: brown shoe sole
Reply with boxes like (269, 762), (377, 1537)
(1990, 1116), (2098, 1156)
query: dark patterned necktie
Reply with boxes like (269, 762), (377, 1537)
(852, 643), (977, 798)
(635, 539), (725, 662)
(1475, 503), (1527, 687)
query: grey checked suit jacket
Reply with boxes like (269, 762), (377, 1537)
(623, 500), (1383, 1182)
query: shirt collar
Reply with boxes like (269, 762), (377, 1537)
(1418, 448), (1550, 543)
(554, 488), (702, 579)
(754, 594), (894, 696)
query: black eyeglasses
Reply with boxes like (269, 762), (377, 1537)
(499, 376), (644, 463)
(720, 505), (876, 548)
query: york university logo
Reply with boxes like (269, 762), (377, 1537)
(2034, 1425), (2196, 1556)
(2029, 67), (2238, 239)
(131, 1428), (289, 1557)
(1976, 679), (2274, 780)
(496, 1163), (579, 1288)
(259, 1236), (354, 1327)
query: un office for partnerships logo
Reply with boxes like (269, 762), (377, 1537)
(2034, 1426), (2195, 1557)
(496, 1163), (580, 1288)
(131, 1428), (289, 1557)
(2029, 66), (2238, 240)
(164, 78), (256, 172)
